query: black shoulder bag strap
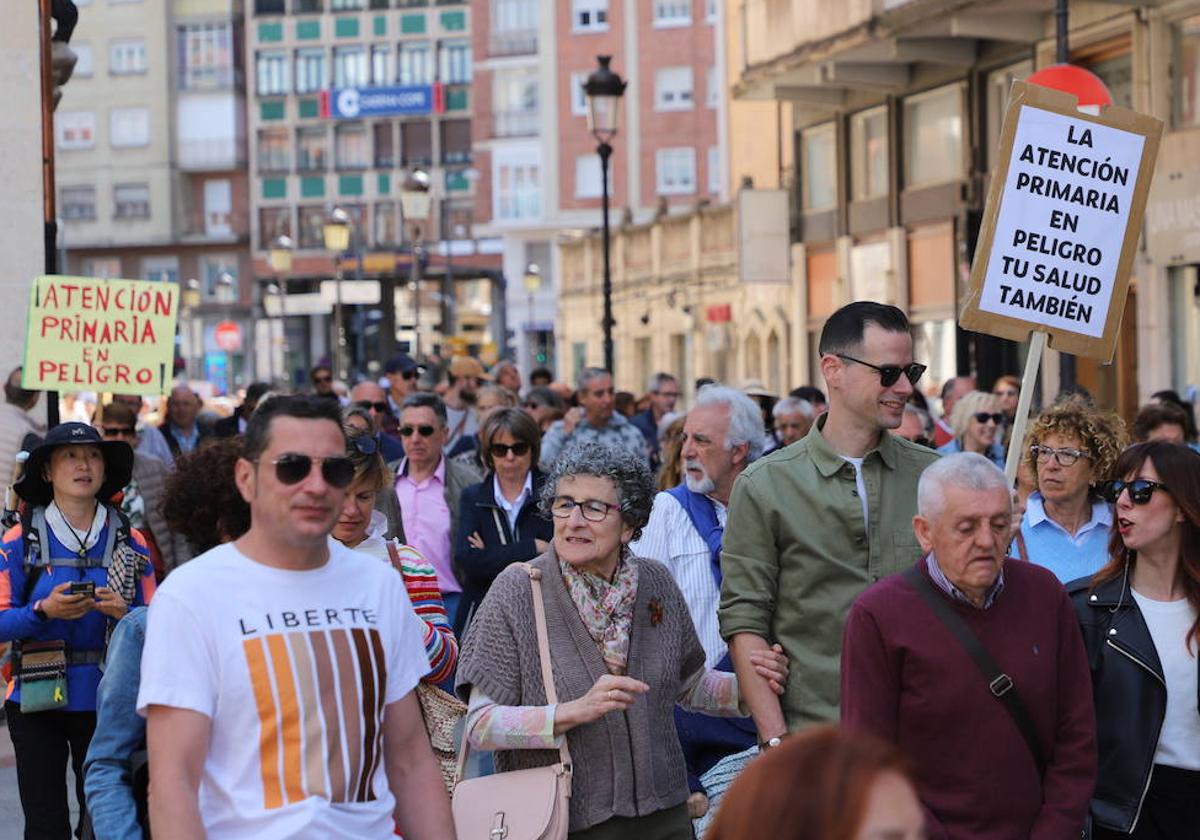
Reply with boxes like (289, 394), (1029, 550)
(901, 566), (1046, 776)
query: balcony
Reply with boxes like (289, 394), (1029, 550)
(492, 109), (539, 138)
(179, 137), (246, 171)
(489, 29), (537, 58)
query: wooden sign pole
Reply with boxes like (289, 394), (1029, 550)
(1004, 330), (1047, 486)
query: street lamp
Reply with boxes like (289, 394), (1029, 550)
(400, 170), (432, 359)
(323, 208), (351, 380)
(265, 282), (281, 385)
(583, 55), (626, 374)
(268, 234), (294, 386)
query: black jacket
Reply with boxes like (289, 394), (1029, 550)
(1068, 572), (1196, 833)
(453, 470), (552, 638)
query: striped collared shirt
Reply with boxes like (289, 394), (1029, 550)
(925, 553), (1005, 610)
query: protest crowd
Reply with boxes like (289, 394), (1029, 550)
(0, 300), (1198, 840)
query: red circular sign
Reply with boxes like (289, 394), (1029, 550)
(214, 320), (242, 352)
(1026, 64), (1113, 109)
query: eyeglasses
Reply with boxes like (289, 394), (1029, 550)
(101, 426), (136, 438)
(835, 354), (927, 388)
(313, 375), (333, 384)
(550, 496), (619, 522)
(1099, 479), (1170, 505)
(1030, 444), (1089, 467)
(400, 424), (437, 438)
(655, 391), (681, 399)
(262, 453), (356, 489)
(973, 412), (1004, 425)
(354, 400), (389, 413)
(994, 389), (1018, 398)
(489, 441), (530, 459)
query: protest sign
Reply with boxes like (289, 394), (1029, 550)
(22, 275), (180, 395)
(960, 81), (1162, 362)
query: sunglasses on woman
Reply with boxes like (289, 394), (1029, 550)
(973, 412), (1004, 425)
(489, 442), (530, 458)
(835, 354), (927, 388)
(354, 400), (388, 413)
(399, 424), (437, 437)
(1099, 479), (1170, 506)
(262, 453), (356, 488)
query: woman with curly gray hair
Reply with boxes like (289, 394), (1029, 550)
(455, 442), (787, 839)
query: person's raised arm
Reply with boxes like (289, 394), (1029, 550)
(146, 706), (210, 840)
(384, 692), (456, 840)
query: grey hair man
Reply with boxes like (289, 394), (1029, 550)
(631, 373), (681, 466)
(539, 367), (648, 469)
(772, 396), (815, 448)
(841, 452), (1096, 838)
(896, 404), (934, 446)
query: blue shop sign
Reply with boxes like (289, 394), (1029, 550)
(320, 85), (434, 119)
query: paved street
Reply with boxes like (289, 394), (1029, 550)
(0, 720), (82, 839)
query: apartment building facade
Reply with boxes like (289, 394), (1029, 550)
(246, 0), (504, 385)
(57, 0), (252, 394)
(470, 0), (723, 380)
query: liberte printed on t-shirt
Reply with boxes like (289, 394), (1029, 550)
(137, 540), (430, 840)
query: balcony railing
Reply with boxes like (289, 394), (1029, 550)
(178, 137), (246, 171)
(489, 30), (537, 57)
(492, 109), (539, 138)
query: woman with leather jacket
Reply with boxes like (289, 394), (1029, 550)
(1068, 441), (1200, 839)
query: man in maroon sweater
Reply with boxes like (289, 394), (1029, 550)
(841, 452), (1096, 840)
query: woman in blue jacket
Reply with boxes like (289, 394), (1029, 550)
(0, 423), (155, 839)
(453, 408), (552, 638)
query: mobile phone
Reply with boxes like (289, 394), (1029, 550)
(69, 581), (95, 598)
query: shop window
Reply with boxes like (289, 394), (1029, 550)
(849, 106), (888, 202)
(801, 122), (836, 210)
(903, 83), (963, 189)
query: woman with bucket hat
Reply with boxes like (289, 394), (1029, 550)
(0, 421), (156, 839)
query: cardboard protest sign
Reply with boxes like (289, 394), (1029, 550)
(960, 81), (1162, 361)
(22, 276), (180, 394)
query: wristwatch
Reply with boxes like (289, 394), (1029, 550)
(32, 600), (48, 622)
(758, 735), (784, 751)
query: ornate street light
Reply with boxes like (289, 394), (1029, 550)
(583, 55), (626, 374)
(267, 234), (294, 384)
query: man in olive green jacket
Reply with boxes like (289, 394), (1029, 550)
(719, 302), (940, 741)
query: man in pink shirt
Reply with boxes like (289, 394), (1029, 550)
(390, 393), (481, 626)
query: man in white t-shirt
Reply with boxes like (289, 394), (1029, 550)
(137, 395), (454, 840)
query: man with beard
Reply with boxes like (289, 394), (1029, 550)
(442, 357), (490, 454)
(630, 384), (770, 817)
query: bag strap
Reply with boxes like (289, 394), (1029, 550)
(453, 562), (572, 786)
(384, 540), (404, 572)
(901, 566), (1046, 776)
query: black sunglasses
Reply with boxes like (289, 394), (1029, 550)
(263, 453), (355, 489)
(973, 412), (1004, 425)
(101, 426), (136, 437)
(1099, 479), (1170, 506)
(313, 375), (333, 384)
(392, 369), (416, 380)
(490, 442), (530, 458)
(400, 424), (437, 438)
(354, 400), (389, 413)
(836, 354), (927, 388)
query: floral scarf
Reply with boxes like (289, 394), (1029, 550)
(560, 556), (639, 675)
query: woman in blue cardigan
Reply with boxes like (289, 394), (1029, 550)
(454, 408), (553, 638)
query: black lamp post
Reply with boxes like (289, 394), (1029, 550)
(583, 55), (626, 374)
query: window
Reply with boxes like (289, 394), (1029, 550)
(570, 71), (588, 115)
(113, 183), (150, 219)
(178, 23), (233, 89)
(494, 0), (537, 31)
(397, 43), (432, 85)
(110, 107), (150, 147)
(298, 205), (327, 249)
(297, 127), (328, 170)
(331, 0), (364, 9)
(258, 206), (292, 250)
(373, 203), (398, 246)
(705, 0), (717, 22)
(656, 147), (696, 195)
(655, 66), (693, 111)
(985, 61), (1031, 169)
(1175, 17), (1200, 128)
(73, 43), (93, 77)
(81, 258), (121, 279)
(439, 40), (471, 84)
(574, 154), (610, 199)
(61, 185), (96, 220)
(141, 256), (179, 284)
(493, 152), (541, 221)
(335, 123), (369, 169)
(493, 67), (539, 136)
(371, 45), (392, 87)
(903, 83), (963, 189)
(256, 51), (289, 96)
(849, 106), (888, 201)
(109, 39), (146, 75)
(56, 111), (96, 149)
(296, 0), (323, 11)
(441, 119), (471, 164)
(295, 48), (326, 93)
(572, 0), (608, 32)
(706, 65), (720, 108)
(258, 127), (291, 172)
(400, 121), (432, 166)
(201, 256), (239, 301)
(204, 180), (233, 236)
(254, 0), (286, 12)
(801, 122), (836, 210)
(653, 0), (690, 27)
(374, 122), (395, 167)
(333, 46), (368, 88)
(707, 145), (721, 194)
